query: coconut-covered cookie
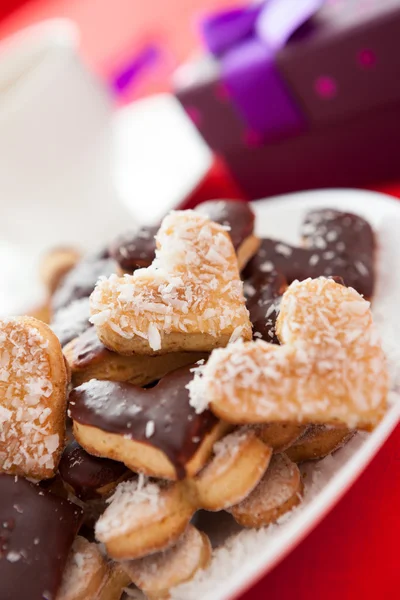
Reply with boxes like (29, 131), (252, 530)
(191, 278), (388, 430)
(0, 317), (69, 479)
(90, 211), (251, 355)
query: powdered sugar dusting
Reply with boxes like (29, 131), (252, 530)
(90, 211), (251, 351)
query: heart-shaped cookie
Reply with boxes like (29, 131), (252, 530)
(0, 317), (69, 479)
(244, 208), (375, 299)
(190, 278), (388, 430)
(109, 199), (258, 274)
(69, 365), (228, 480)
(90, 211), (252, 354)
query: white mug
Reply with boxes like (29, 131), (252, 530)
(0, 18), (134, 251)
(0, 19), (134, 314)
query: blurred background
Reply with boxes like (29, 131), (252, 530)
(1, 0), (399, 223)
(0, 1), (399, 599)
(1, 0), (400, 312)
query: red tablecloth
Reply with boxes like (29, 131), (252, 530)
(1, 2), (399, 599)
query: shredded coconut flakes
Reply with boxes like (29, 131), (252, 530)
(170, 217), (400, 599)
(95, 478), (162, 541)
(89, 211), (250, 351)
(0, 319), (60, 475)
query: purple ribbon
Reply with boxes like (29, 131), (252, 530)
(200, 0), (325, 139)
(111, 45), (161, 95)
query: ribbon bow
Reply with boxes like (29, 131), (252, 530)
(199, 0), (325, 139)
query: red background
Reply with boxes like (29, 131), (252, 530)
(0, 2), (399, 598)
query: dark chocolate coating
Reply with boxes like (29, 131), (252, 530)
(301, 208), (374, 297)
(52, 256), (117, 312)
(245, 271), (286, 344)
(57, 323), (91, 349)
(72, 326), (109, 368)
(244, 210), (374, 298)
(0, 474), (82, 600)
(329, 275), (345, 287)
(51, 297), (91, 348)
(59, 441), (127, 500)
(69, 366), (218, 479)
(301, 208), (375, 255)
(195, 200), (255, 251)
(109, 225), (160, 272)
(244, 274), (345, 345)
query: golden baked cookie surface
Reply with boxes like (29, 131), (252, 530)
(0, 317), (68, 479)
(193, 278), (388, 429)
(90, 211), (251, 354)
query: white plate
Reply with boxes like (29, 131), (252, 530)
(169, 188), (400, 600)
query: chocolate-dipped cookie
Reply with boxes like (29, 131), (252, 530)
(244, 271), (286, 343)
(51, 297), (91, 347)
(52, 254), (117, 313)
(195, 200), (259, 269)
(109, 225), (160, 273)
(59, 441), (129, 501)
(63, 326), (208, 387)
(0, 474), (82, 600)
(108, 200), (258, 275)
(70, 365), (229, 480)
(244, 209), (375, 299)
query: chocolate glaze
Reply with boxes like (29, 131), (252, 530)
(302, 209), (374, 297)
(0, 474), (83, 600)
(329, 275), (345, 287)
(69, 365), (218, 479)
(244, 210), (374, 298)
(51, 297), (91, 348)
(195, 200), (255, 251)
(244, 271), (286, 344)
(109, 225), (160, 272)
(72, 326), (109, 368)
(59, 441), (128, 500)
(52, 256), (117, 312)
(244, 273), (345, 345)
(302, 208), (375, 255)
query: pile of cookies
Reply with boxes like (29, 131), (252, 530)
(0, 201), (388, 600)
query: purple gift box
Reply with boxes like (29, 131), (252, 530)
(175, 0), (400, 199)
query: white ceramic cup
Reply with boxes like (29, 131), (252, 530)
(0, 19), (135, 314)
(0, 18), (134, 254)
